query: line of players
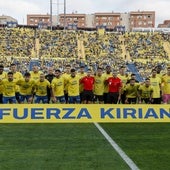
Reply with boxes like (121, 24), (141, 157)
(0, 63), (170, 104)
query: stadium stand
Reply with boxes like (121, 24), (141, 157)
(126, 63), (143, 82)
(0, 27), (170, 91)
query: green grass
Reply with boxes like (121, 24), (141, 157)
(0, 124), (130, 170)
(1, 123), (170, 170)
(101, 123), (170, 170)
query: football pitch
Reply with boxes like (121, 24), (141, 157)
(0, 123), (170, 170)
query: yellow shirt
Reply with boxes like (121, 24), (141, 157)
(62, 73), (70, 93)
(94, 75), (105, 95)
(35, 80), (51, 96)
(124, 83), (140, 98)
(30, 71), (42, 81)
(16, 79), (35, 95)
(162, 75), (170, 94)
(13, 71), (23, 92)
(0, 72), (7, 94)
(51, 77), (65, 97)
(156, 73), (163, 80)
(13, 72), (23, 81)
(0, 79), (16, 97)
(103, 72), (112, 93)
(117, 74), (128, 85)
(117, 74), (128, 93)
(138, 85), (154, 98)
(150, 77), (161, 98)
(67, 76), (80, 96)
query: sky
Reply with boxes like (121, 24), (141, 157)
(0, 0), (170, 27)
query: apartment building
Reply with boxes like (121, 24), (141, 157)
(27, 10), (155, 31)
(94, 12), (121, 29)
(27, 14), (51, 26)
(59, 13), (86, 28)
(129, 11), (155, 29)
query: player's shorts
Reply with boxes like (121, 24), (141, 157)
(3, 96), (16, 104)
(20, 94), (32, 103)
(82, 90), (94, 102)
(68, 95), (80, 104)
(126, 98), (137, 104)
(34, 95), (48, 104)
(95, 95), (104, 102)
(55, 96), (66, 103)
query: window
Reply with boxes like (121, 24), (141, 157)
(137, 15), (142, 19)
(138, 21), (142, 25)
(30, 18), (34, 22)
(148, 21), (153, 24)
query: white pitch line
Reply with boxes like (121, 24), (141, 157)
(94, 122), (139, 170)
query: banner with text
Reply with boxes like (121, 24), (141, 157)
(0, 104), (170, 123)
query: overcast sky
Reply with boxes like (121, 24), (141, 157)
(0, 0), (170, 26)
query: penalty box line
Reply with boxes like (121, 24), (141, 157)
(94, 123), (139, 170)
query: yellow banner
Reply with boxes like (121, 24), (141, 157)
(0, 104), (170, 123)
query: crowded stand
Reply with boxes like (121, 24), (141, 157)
(0, 26), (170, 104)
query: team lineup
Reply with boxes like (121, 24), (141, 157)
(0, 63), (170, 104)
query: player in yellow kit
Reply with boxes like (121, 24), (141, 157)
(16, 72), (35, 103)
(103, 65), (112, 103)
(0, 72), (17, 104)
(67, 68), (80, 104)
(62, 64), (71, 103)
(94, 67), (105, 103)
(124, 78), (140, 104)
(30, 65), (42, 81)
(0, 65), (7, 103)
(150, 69), (162, 104)
(77, 66), (86, 103)
(138, 78), (153, 104)
(161, 67), (170, 104)
(51, 69), (66, 103)
(10, 63), (23, 103)
(117, 66), (129, 104)
(34, 73), (51, 103)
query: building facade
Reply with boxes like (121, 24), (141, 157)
(158, 20), (170, 28)
(129, 11), (155, 29)
(27, 10), (155, 31)
(59, 13), (86, 28)
(27, 14), (51, 26)
(94, 12), (121, 29)
(0, 15), (17, 25)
